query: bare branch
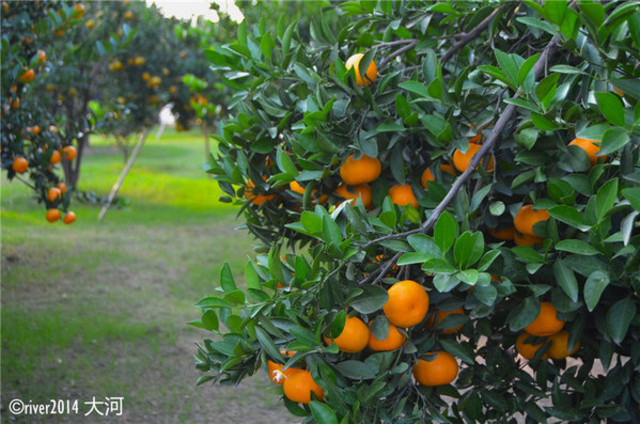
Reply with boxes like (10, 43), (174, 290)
(441, 6), (504, 64)
(379, 39), (419, 69)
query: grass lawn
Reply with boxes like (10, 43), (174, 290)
(1, 128), (292, 423)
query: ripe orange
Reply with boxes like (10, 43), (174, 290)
(73, 3), (85, 18)
(85, 19), (95, 29)
(57, 182), (67, 195)
(368, 323), (406, 351)
(289, 180), (305, 195)
(469, 133), (483, 144)
(339, 154), (381, 185)
(383, 280), (429, 328)
(547, 330), (580, 359)
(50, 150), (61, 164)
(46, 209), (61, 223)
(514, 205), (549, 237)
(413, 351), (459, 386)
(426, 308), (464, 334)
(335, 184), (372, 209)
(421, 168), (434, 189)
(244, 179), (274, 206)
(48, 187), (62, 202)
(515, 333), (549, 360)
(441, 164), (456, 176)
(524, 302), (564, 337)
(283, 370), (324, 404)
(267, 356), (299, 385)
(389, 184), (418, 208)
(569, 138), (607, 168)
(12, 157), (28, 173)
(55, 29), (64, 37)
(11, 98), (20, 109)
(142, 72), (151, 81)
(324, 315), (369, 353)
(514, 232), (544, 246)
(487, 226), (515, 241)
(345, 53), (377, 86)
(35, 49), (46, 64)
(63, 211), (76, 224)
(63, 145), (77, 161)
(19, 68), (35, 83)
(453, 143), (494, 173)
(124, 10), (133, 19)
(32, 125), (41, 135)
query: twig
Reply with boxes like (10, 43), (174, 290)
(379, 39), (419, 69)
(374, 39), (418, 49)
(359, 252), (402, 286)
(363, 36), (561, 248)
(15, 174), (36, 190)
(441, 6), (504, 64)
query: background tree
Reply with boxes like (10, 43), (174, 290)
(194, 1), (640, 423)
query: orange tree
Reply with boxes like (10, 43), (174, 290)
(193, 1), (640, 422)
(1, 1), (85, 223)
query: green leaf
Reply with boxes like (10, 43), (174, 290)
(422, 258), (457, 274)
(301, 211), (323, 234)
(194, 296), (233, 309)
(245, 262), (261, 290)
(553, 260), (579, 302)
(255, 326), (284, 361)
(595, 178), (619, 221)
(516, 16), (557, 35)
(473, 284), (498, 307)
(584, 270), (610, 312)
(477, 250), (501, 271)
(349, 285), (389, 314)
(622, 187), (640, 211)
(335, 360), (377, 380)
(516, 127), (540, 150)
(477, 65), (514, 89)
(398, 81), (429, 98)
(599, 127), (630, 156)
(595, 92), (625, 126)
(549, 64), (588, 75)
(531, 113), (560, 130)
(606, 298), (636, 344)
(310, 401), (339, 424)
(494, 49), (518, 87)
(440, 339), (475, 365)
(281, 20), (296, 57)
(200, 310), (219, 331)
(220, 263), (237, 293)
(395, 94), (411, 120)
(512, 246), (546, 263)
(535, 73), (560, 109)
(453, 232), (484, 269)
(545, 0), (567, 24)
(555, 239), (600, 256)
(421, 114), (453, 141)
(517, 54), (540, 87)
(509, 297), (540, 332)
(407, 234), (442, 257)
(548, 205), (589, 231)
(323, 215), (342, 247)
(434, 211), (458, 253)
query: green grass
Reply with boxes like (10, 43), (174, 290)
(1, 128), (291, 423)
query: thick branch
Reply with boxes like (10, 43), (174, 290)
(364, 36), (561, 248)
(441, 6), (503, 64)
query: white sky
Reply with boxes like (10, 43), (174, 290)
(146, 0), (244, 24)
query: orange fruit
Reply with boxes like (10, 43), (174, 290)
(50, 150), (61, 164)
(35, 49), (46, 64)
(124, 10), (133, 19)
(57, 182), (67, 195)
(524, 302), (564, 337)
(547, 330), (580, 359)
(335, 184), (372, 209)
(55, 29), (64, 37)
(383, 280), (429, 328)
(73, 3), (85, 18)
(32, 125), (41, 135)
(63, 145), (77, 161)
(514, 205), (549, 237)
(368, 323), (406, 351)
(516, 333), (549, 360)
(568, 138), (606, 168)
(413, 351), (459, 386)
(441, 164), (456, 175)
(283, 370), (324, 404)
(267, 359), (299, 384)
(426, 308), (464, 334)
(142, 72), (151, 81)
(345, 53), (377, 86)
(453, 143), (494, 173)
(289, 180), (306, 195)
(63, 211), (76, 224)
(85, 19), (95, 29)
(19, 68), (35, 83)
(48, 187), (62, 202)
(487, 226), (515, 241)
(46, 209), (61, 223)
(614, 87), (624, 96)
(389, 184), (418, 208)
(339, 154), (381, 185)
(469, 133), (483, 144)
(324, 315), (369, 353)
(514, 232), (544, 246)
(12, 157), (28, 173)
(421, 168), (434, 189)
(244, 179), (274, 206)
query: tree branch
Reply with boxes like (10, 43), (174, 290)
(441, 6), (504, 64)
(358, 252), (402, 286)
(379, 39), (419, 69)
(363, 35), (561, 248)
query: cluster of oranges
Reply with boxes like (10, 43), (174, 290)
(515, 302), (579, 360)
(267, 279), (466, 404)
